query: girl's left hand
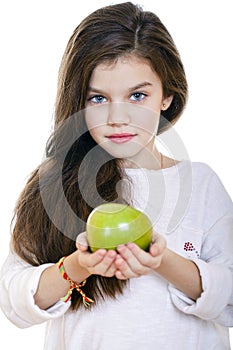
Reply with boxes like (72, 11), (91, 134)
(115, 233), (167, 280)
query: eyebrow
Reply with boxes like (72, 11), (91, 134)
(88, 81), (153, 94)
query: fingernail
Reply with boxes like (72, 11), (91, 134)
(127, 242), (135, 249)
(97, 249), (106, 255)
(78, 243), (87, 247)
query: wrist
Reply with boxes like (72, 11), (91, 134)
(58, 255), (94, 306)
(160, 247), (170, 264)
(154, 247), (172, 273)
(63, 251), (91, 283)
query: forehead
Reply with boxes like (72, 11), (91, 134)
(96, 54), (149, 69)
(89, 55), (161, 87)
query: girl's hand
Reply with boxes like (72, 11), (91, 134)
(115, 233), (167, 280)
(76, 232), (117, 277)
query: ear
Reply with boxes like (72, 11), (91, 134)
(161, 95), (173, 111)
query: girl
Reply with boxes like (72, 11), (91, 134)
(1, 2), (233, 349)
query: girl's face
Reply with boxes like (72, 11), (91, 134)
(85, 55), (173, 168)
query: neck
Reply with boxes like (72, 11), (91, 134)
(122, 147), (163, 170)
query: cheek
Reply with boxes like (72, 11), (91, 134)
(129, 106), (160, 134)
(85, 105), (109, 131)
(86, 126), (104, 144)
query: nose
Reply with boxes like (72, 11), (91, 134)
(107, 102), (130, 125)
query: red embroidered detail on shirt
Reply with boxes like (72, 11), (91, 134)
(184, 242), (200, 258)
(184, 242), (195, 251)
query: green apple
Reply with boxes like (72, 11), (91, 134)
(86, 203), (153, 252)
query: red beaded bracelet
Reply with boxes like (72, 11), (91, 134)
(57, 256), (94, 307)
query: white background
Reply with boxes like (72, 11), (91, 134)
(0, 0), (232, 348)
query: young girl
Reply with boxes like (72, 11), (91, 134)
(1, 2), (233, 349)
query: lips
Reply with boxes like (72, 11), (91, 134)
(107, 133), (136, 144)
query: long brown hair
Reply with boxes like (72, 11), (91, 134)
(12, 2), (188, 309)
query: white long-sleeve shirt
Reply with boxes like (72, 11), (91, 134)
(0, 161), (233, 349)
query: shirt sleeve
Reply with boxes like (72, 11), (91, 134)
(0, 250), (70, 328)
(168, 167), (233, 326)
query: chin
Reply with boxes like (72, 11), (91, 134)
(103, 146), (141, 158)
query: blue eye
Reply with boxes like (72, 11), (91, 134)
(130, 92), (146, 102)
(88, 95), (107, 104)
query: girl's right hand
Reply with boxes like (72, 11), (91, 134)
(76, 232), (117, 278)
